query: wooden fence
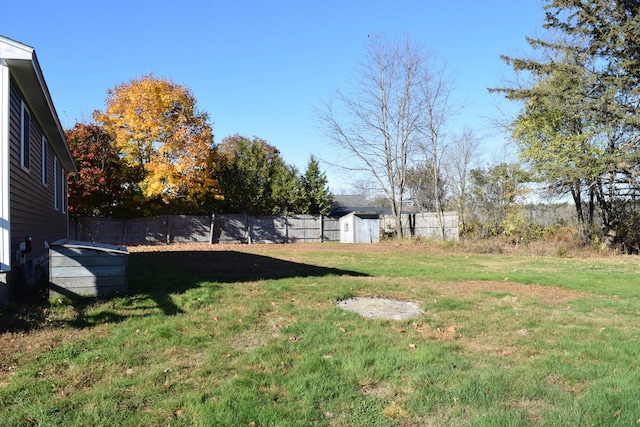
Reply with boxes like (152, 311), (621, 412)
(212, 214), (339, 244)
(382, 212), (459, 240)
(69, 212), (459, 246)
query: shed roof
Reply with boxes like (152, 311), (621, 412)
(330, 195), (388, 218)
(0, 35), (75, 172)
(340, 211), (381, 220)
(330, 194), (421, 218)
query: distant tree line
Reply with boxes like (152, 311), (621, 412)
(66, 74), (333, 219)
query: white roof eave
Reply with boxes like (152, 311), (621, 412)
(0, 35), (76, 172)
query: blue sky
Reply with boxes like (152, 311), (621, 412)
(4, 1), (546, 191)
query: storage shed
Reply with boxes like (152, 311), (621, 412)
(339, 212), (380, 244)
(49, 240), (128, 298)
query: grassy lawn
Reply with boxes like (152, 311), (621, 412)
(1, 242), (639, 426)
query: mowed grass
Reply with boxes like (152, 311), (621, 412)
(1, 242), (640, 426)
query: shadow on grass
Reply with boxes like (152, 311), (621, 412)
(0, 249), (368, 333)
(131, 250), (368, 284)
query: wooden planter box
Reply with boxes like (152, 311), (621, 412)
(49, 240), (129, 298)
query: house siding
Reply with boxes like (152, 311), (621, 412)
(8, 78), (67, 292)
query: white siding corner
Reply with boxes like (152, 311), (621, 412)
(0, 63), (11, 271)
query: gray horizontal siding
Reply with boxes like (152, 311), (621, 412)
(9, 78), (68, 265)
(49, 245), (128, 298)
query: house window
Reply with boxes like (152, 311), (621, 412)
(41, 137), (48, 185)
(344, 223), (349, 232)
(53, 157), (58, 210)
(20, 101), (30, 170)
(60, 168), (66, 213)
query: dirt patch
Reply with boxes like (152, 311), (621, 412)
(442, 280), (590, 305)
(334, 297), (424, 320)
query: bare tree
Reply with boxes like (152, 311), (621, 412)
(444, 127), (479, 234)
(416, 58), (460, 240)
(317, 33), (456, 239)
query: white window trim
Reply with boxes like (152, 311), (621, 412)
(61, 167), (66, 213)
(41, 136), (48, 185)
(53, 156), (58, 210)
(20, 100), (30, 170)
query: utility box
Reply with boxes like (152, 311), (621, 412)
(339, 212), (380, 244)
(49, 240), (129, 298)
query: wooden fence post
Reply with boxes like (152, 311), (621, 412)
(164, 215), (170, 244)
(209, 214), (215, 244)
(285, 216), (289, 243)
(246, 214), (251, 244)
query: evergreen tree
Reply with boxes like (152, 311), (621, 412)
(492, 0), (640, 248)
(300, 156), (333, 215)
(215, 135), (300, 215)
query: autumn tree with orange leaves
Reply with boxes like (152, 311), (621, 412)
(94, 74), (217, 215)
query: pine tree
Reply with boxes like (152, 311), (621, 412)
(492, 0), (640, 248)
(300, 156), (333, 216)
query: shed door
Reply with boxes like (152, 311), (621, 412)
(355, 219), (377, 243)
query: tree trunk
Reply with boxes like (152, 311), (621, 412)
(432, 163), (446, 241)
(570, 183), (588, 244)
(434, 185), (446, 241)
(392, 200), (403, 239)
(434, 197), (446, 240)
